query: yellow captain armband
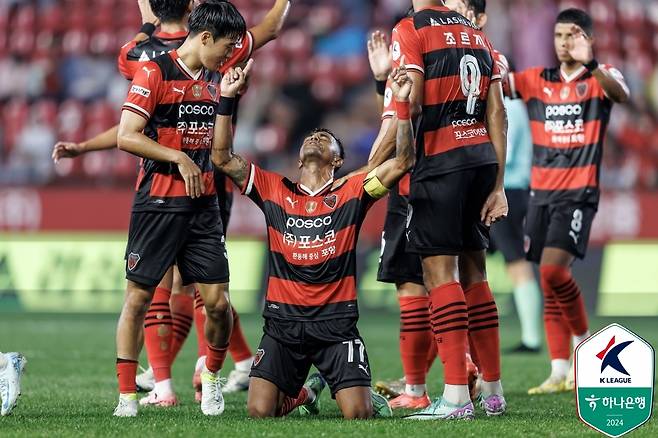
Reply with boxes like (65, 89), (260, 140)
(363, 169), (390, 199)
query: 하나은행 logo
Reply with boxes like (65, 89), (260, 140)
(575, 323), (654, 438)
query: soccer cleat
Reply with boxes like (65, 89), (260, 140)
(0, 352), (27, 416)
(193, 356), (205, 403)
(135, 366), (155, 393)
(298, 373), (326, 416)
(404, 396), (475, 420)
(564, 362), (575, 391)
(113, 393), (138, 417)
(222, 369), (250, 393)
(527, 375), (568, 395)
(371, 389), (393, 417)
(479, 394), (507, 416)
(389, 393), (431, 409)
(374, 377), (405, 400)
(506, 343), (540, 354)
(200, 368), (225, 416)
(139, 390), (178, 407)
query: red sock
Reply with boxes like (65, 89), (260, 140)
(428, 282), (468, 385)
(205, 344), (228, 373)
(228, 306), (253, 363)
(540, 265), (589, 336)
(144, 287), (172, 382)
(116, 358), (138, 394)
(463, 281), (500, 381)
(170, 293), (194, 361)
(398, 295), (432, 385)
(425, 338), (437, 373)
(277, 387), (310, 417)
(194, 289), (208, 358)
(541, 275), (572, 360)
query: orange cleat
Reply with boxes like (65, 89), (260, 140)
(389, 393), (431, 409)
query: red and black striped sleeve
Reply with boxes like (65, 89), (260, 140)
(391, 18), (423, 74)
(118, 40), (139, 81)
(121, 61), (162, 120)
(241, 162), (283, 208)
(509, 67), (542, 101)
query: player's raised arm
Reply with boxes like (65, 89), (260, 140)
(249, 0), (291, 50)
(368, 65), (415, 193)
(368, 30), (392, 113)
(212, 60), (254, 189)
(568, 25), (629, 103)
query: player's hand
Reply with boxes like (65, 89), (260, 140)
(220, 59), (254, 98)
(389, 56), (412, 101)
(480, 188), (508, 227)
(568, 25), (594, 64)
(138, 0), (160, 25)
(52, 141), (84, 163)
(367, 30), (391, 81)
(176, 152), (205, 198)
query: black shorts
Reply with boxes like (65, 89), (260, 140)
(490, 188), (529, 263)
(524, 201), (597, 264)
(124, 209), (229, 287)
(377, 206), (424, 285)
(250, 318), (371, 398)
(406, 164), (498, 255)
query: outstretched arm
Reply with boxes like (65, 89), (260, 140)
(249, 0), (291, 50)
(52, 125), (119, 162)
(211, 60), (255, 189)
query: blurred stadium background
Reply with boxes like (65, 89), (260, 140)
(1, 0), (658, 318)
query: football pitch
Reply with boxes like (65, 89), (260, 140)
(0, 312), (655, 437)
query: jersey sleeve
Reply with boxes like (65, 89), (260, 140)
(391, 19), (423, 74)
(121, 62), (162, 120)
(241, 162), (283, 208)
(381, 78), (395, 120)
(491, 48), (508, 83)
(117, 40), (140, 81)
(508, 67), (540, 101)
(219, 31), (255, 74)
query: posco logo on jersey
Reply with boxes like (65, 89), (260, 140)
(178, 104), (215, 118)
(545, 104), (582, 118)
(286, 216), (332, 229)
(451, 118), (478, 127)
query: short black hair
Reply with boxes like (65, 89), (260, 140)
(311, 128), (345, 159)
(188, 0), (246, 41)
(556, 8), (594, 36)
(467, 0), (486, 16)
(149, 0), (190, 23)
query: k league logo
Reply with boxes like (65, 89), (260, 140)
(575, 323), (654, 437)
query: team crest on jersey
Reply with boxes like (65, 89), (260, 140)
(305, 201), (318, 214)
(127, 252), (141, 271)
(576, 82), (588, 98)
(253, 349), (265, 367)
(560, 86), (571, 101)
(192, 84), (203, 98)
(323, 194), (338, 209)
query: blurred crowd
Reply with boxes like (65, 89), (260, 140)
(1, 0), (658, 189)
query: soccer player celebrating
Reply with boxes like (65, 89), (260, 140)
(0, 352), (26, 416)
(212, 61), (415, 419)
(112, 1), (247, 417)
(507, 8), (629, 394)
(391, 0), (508, 420)
(53, 0), (292, 404)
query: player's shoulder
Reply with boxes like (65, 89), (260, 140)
(515, 66), (554, 81)
(392, 16), (415, 34)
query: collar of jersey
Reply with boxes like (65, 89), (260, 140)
(298, 179), (334, 196)
(155, 30), (189, 40)
(171, 50), (203, 80)
(560, 65), (587, 83)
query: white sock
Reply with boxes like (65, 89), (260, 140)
(480, 380), (503, 397)
(442, 384), (470, 405)
(235, 357), (253, 373)
(195, 355), (206, 371)
(154, 378), (174, 396)
(550, 359), (570, 379)
(0, 353), (6, 369)
(405, 384), (426, 397)
(573, 331), (590, 352)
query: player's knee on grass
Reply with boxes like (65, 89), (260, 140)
(247, 399), (277, 418)
(336, 387), (373, 420)
(247, 378), (281, 418)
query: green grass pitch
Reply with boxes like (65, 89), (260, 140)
(0, 312), (655, 437)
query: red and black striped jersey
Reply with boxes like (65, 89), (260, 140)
(118, 30), (254, 80)
(392, 6), (500, 181)
(122, 50), (222, 212)
(509, 64), (626, 205)
(242, 164), (380, 321)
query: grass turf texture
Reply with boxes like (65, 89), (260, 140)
(0, 313), (655, 437)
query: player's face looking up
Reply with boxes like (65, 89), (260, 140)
(298, 131), (343, 170)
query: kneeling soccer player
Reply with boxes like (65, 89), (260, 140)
(212, 62), (416, 418)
